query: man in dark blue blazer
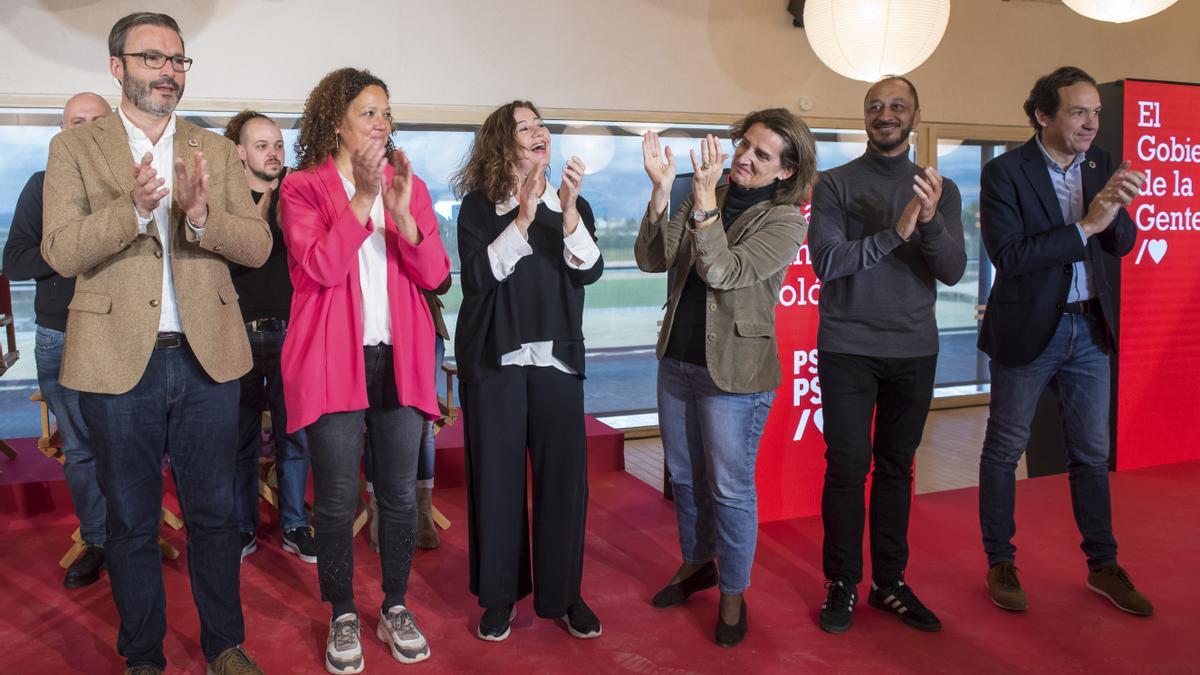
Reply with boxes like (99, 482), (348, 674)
(977, 66), (1153, 617)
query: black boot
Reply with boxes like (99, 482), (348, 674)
(64, 545), (105, 589)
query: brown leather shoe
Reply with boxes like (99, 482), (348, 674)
(986, 562), (1028, 611)
(205, 646), (263, 675)
(1087, 564), (1153, 616)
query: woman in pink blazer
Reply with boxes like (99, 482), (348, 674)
(279, 67), (449, 673)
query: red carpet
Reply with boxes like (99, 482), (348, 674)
(1, 454), (1198, 674)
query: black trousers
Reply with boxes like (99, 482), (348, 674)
(462, 365), (589, 617)
(819, 351), (937, 586)
(307, 345), (424, 615)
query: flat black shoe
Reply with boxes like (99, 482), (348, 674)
(651, 561), (718, 608)
(714, 599), (747, 647)
(64, 545), (105, 589)
(869, 580), (942, 632)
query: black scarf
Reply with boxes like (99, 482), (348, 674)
(721, 179), (779, 228)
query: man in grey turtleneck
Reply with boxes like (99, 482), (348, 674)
(809, 76), (966, 635)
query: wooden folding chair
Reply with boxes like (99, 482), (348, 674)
(0, 274), (19, 460)
(31, 391), (183, 566)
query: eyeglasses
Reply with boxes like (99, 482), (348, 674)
(121, 51), (193, 72)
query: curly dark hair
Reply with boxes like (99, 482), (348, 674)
(1023, 66), (1097, 132)
(295, 68), (393, 171)
(730, 108), (817, 207)
(451, 100), (541, 202)
(223, 109), (270, 144)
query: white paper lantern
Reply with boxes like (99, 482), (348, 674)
(1063, 0), (1177, 23)
(803, 0), (951, 83)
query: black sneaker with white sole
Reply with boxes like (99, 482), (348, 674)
(477, 604), (516, 642)
(868, 580), (942, 632)
(240, 532), (257, 562)
(561, 600), (602, 639)
(282, 526), (318, 564)
(819, 580), (858, 633)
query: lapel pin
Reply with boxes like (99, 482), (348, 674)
(1088, 160), (1096, 169)
(188, 138), (199, 147)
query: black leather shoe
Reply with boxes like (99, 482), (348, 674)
(714, 598), (747, 648)
(64, 545), (105, 589)
(651, 561), (718, 608)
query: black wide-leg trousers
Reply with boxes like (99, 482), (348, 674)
(462, 365), (589, 617)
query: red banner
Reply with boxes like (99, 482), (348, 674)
(1117, 80), (1200, 470)
(756, 204), (826, 522)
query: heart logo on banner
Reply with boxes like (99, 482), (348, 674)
(1148, 239), (1168, 264)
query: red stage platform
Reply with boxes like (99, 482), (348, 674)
(1, 448), (1198, 673)
(433, 414), (625, 488)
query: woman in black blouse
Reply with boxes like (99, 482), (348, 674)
(451, 100), (604, 643)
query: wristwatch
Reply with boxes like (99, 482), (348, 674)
(691, 207), (720, 223)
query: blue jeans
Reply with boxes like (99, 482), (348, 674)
(657, 357), (774, 594)
(416, 335), (444, 485)
(980, 313), (1118, 568)
(234, 327), (310, 533)
(34, 325), (106, 546)
(80, 345), (243, 669)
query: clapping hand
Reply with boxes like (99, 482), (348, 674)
(912, 166), (943, 223)
(131, 152), (168, 220)
(690, 134), (728, 213)
(381, 149), (422, 245)
(513, 157), (548, 236)
(643, 132), (676, 218)
(559, 155), (586, 235)
(174, 151), (210, 228)
(349, 138), (387, 202)
(895, 196), (920, 242)
(1082, 161), (1145, 236)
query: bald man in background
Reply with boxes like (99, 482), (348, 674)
(3, 92), (112, 589)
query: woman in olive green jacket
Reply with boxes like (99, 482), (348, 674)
(635, 108), (815, 648)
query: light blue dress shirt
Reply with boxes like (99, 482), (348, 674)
(1035, 135), (1094, 302)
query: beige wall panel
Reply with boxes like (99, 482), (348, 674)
(1, 0), (1197, 125)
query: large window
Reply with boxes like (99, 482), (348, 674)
(928, 127), (1028, 392)
(0, 109), (1026, 440)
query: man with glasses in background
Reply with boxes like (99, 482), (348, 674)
(3, 92), (111, 590)
(41, 12), (271, 675)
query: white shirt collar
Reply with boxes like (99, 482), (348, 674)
(117, 104), (177, 145)
(495, 176), (562, 216)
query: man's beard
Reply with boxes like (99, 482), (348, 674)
(123, 75), (182, 117)
(868, 120), (914, 154)
(251, 163), (282, 183)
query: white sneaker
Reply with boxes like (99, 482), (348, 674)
(325, 613), (364, 674)
(377, 605), (431, 664)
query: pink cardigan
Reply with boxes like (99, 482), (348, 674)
(278, 156), (450, 433)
